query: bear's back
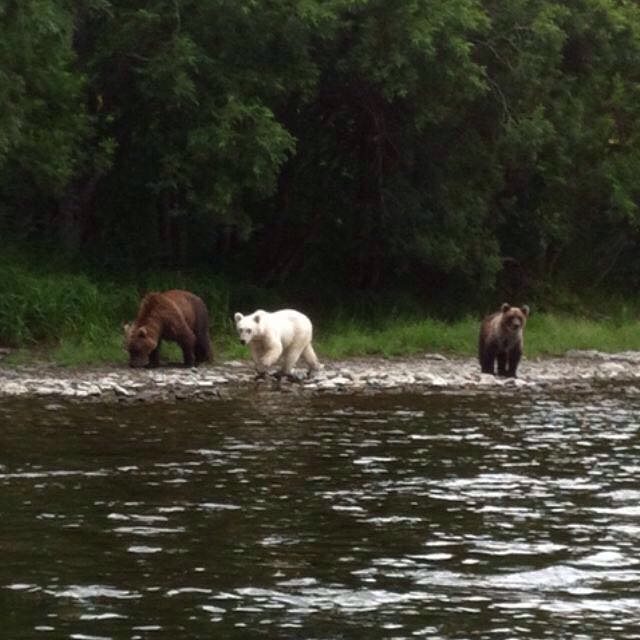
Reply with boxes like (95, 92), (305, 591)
(268, 309), (312, 343)
(135, 289), (207, 328)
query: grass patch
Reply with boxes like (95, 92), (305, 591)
(4, 310), (640, 367)
(316, 316), (477, 359)
(317, 312), (640, 360)
(525, 313), (640, 356)
(2, 255), (640, 366)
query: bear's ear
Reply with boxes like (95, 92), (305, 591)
(500, 303), (511, 313)
(254, 312), (261, 324)
(521, 305), (530, 317)
(234, 312), (243, 323)
(137, 327), (147, 338)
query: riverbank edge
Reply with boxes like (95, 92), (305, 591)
(1, 349), (640, 403)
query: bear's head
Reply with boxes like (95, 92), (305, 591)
(234, 311), (264, 345)
(499, 303), (530, 335)
(124, 323), (158, 367)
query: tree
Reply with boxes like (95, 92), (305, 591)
(483, 0), (640, 290)
(255, 0), (499, 298)
(4, 0), (640, 305)
(0, 0), (85, 237)
(72, 0), (318, 267)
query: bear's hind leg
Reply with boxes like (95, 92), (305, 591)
(195, 305), (212, 364)
(195, 335), (212, 364)
(179, 331), (197, 367)
(278, 345), (306, 382)
(273, 370), (302, 383)
(301, 344), (319, 378)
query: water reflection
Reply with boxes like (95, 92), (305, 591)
(1, 387), (640, 638)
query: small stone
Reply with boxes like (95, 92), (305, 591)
(425, 375), (448, 387)
(34, 385), (60, 395)
(44, 403), (65, 411)
(111, 384), (131, 396)
(564, 349), (604, 360)
(599, 362), (625, 374)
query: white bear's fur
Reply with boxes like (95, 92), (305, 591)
(233, 308), (320, 379)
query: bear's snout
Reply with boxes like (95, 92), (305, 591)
(239, 338), (247, 345)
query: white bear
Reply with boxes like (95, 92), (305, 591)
(233, 308), (320, 381)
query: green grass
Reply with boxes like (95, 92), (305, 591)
(2, 256), (640, 366)
(0, 256), (238, 365)
(4, 311), (640, 368)
(525, 313), (640, 355)
(315, 312), (640, 361)
(316, 317), (477, 359)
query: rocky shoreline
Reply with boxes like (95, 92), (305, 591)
(1, 350), (640, 402)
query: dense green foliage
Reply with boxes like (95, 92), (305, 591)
(2, 0), (640, 336)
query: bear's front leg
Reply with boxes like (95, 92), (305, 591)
(255, 342), (283, 378)
(480, 345), (496, 375)
(273, 370), (302, 383)
(249, 343), (268, 380)
(496, 352), (508, 377)
(148, 344), (161, 368)
(505, 347), (521, 378)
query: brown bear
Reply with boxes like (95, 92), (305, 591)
(124, 289), (212, 368)
(478, 303), (530, 377)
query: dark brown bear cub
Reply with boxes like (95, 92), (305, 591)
(478, 303), (530, 377)
(124, 289), (212, 368)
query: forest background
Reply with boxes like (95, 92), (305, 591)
(2, 0), (640, 363)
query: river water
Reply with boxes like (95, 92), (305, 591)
(2, 386), (640, 639)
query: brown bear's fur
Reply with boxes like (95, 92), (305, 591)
(124, 289), (212, 368)
(478, 302), (530, 377)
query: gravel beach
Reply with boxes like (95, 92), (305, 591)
(1, 350), (640, 402)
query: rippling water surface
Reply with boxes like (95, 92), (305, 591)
(2, 386), (640, 639)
